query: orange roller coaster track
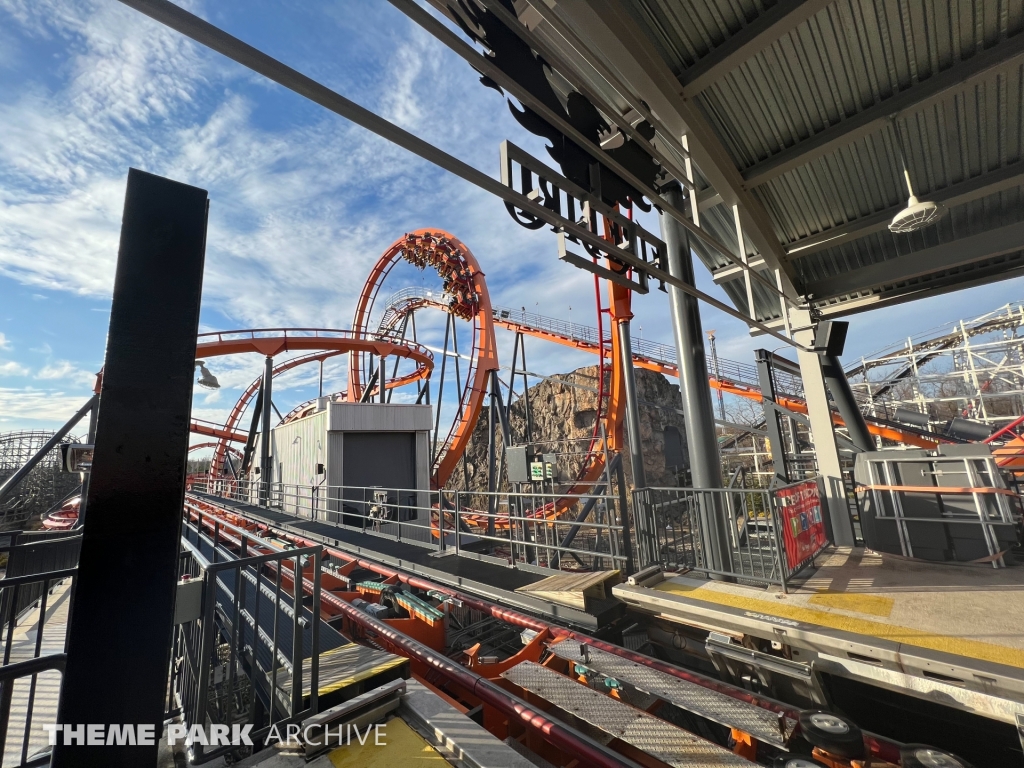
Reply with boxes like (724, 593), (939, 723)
(196, 333), (433, 477)
(349, 230), (498, 488)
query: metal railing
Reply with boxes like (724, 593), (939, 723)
(172, 512), (322, 764)
(633, 478), (829, 590)
(855, 453), (1022, 567)
(0, 533), (80, 768)
(190, 478), (627, 574)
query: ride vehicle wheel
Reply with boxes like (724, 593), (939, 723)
(772, 756), (828, 768)
(900, 744), (975, 768)
(796, 710), (865, 759)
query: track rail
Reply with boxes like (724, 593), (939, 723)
(184, 493), (905, 766)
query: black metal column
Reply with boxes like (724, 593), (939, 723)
(660, 185), (730, 575)
(617, 319), (648, 490)
(755, 349), (792, 486)
(821, 355), (873, 452)
(260, 355), (273, 505)
(53, 169), (208, 768)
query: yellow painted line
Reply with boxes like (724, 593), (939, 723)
(654, 581), (1024, 670)
(808, 591), (894, 618)
(319, 657), (408, 697)
(329, 717), (446, 767)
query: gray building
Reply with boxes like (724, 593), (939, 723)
(253, 400), (432, 532)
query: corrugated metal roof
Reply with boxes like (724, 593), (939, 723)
(616, 0), (1024, 318)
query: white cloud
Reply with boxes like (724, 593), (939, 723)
(0, 361), (29, 376)
(0, 386), (91, 426)
(0, 332), (10, 350)
(36, 360), (95, 386)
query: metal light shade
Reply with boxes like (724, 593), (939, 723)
(195, 361), (220, 389)
(888, 118), (945, 234)
(889, 194), (945, 234)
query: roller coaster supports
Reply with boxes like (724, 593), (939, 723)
(55, 169), (208, 768)
(550, 452), (621, 570)
(260, 355), (273, 506)
(617, 319), (647, 492)
(755, 350), (791, 486)
(822, 354), (873, 452)
(0, 394), (96, 508)
(241, 379), (263, 474)
(659, 185), (731, 577)
(486, 384), (497, 543)
(78, 398), (99, 522)
(792, 310), (856, 546)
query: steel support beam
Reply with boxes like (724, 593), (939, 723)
(821, 355), (873, 453)
(260, 354), (273, 505)
(743, 34), (1024, 188)
(815, 257), (1024, 318)
(678, 0), (834, 98)
(529, 0), (800, 295)
(617, 319), (647, 491)
(0, 395), (96, 507)
(754, 351), (791, 486)
(660, 186), (731, 575)
(485, 385), (497, 542)
(792, 311), (855, 547)
(805, 220), (1024, 301)
(786, 163), (1024, 258)
(54, 169), (208, 768)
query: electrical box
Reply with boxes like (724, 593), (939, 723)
(529, 462), (545, 481)
(542, 453), (557, 480)
(173, 577), (204, 625)
(506, 445), (530, 483)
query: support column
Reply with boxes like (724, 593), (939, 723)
(754, 350), (791, 486)
(77, 398), (100, 522)
(660, 185), (731, 575)
(821, 355), (873, 453)
(616, 319), (647, 491)
(54, 169), (208, 768)
(485, 382), (497, 542)
(260, 355), (273, 505)
(792, 311), (856, 546)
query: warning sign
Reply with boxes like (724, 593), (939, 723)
(774, 480), (828, 571)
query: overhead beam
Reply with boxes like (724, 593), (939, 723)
(805, 220), (1024, 300)
(113, 0), (801, 346)
(712, 256), (766, 283)
(539, 0), (800, 294)
(814, 258), (1024, 318)
(784, 162), (1024, 258)
(696, 186), (723, 211)
(742, 34), (1024, 188)
(678, 0), (835, 98)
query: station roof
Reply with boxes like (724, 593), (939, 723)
(497, 0), (1024, 324)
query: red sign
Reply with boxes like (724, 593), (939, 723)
(774, 480), (828, 570)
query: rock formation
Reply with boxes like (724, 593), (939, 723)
(457, 365), (688, 492)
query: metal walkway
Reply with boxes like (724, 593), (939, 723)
(546, 639), (796, 748)
(502, 662), (752, 767)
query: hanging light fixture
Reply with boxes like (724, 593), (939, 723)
(888, 116), (945, 233)
(195, 360), (220, 389)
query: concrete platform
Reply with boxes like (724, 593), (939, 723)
(614, 547), (1024, 724)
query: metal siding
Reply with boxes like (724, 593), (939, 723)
(271, 410), (327, 488)
(329, 402), (433, 431)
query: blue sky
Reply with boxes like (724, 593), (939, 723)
(2, 0), (1023, 447)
